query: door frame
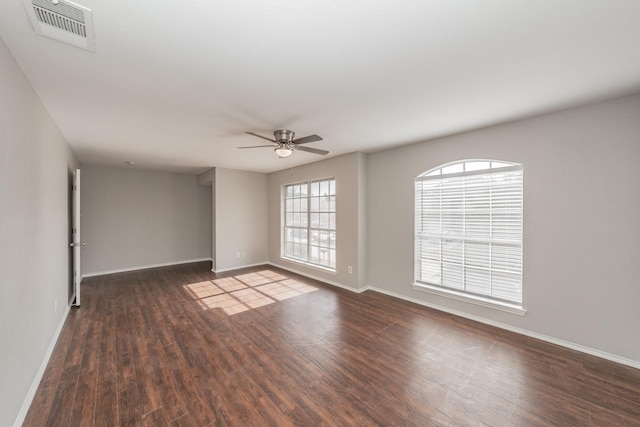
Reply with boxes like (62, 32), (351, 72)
(71, 168), (82, 307)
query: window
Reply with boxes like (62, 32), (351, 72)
(283, 178), (336, 270)
(414, 160), (523, 309)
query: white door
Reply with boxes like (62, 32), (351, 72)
(71, 169), (84, 307)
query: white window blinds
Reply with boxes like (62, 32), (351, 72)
(415, 161), (523, 306)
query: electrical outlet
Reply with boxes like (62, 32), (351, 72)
(242, 252), (246, 258)
(348, 266), (353, 274)
(236, 252), (241, 258)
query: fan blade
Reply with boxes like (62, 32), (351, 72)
(292, 134), (323, 145)
(245, 132), (277, 143)
(296, 146), (329, 155)
(237, 145), (275, 149)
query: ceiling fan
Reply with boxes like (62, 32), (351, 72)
(239, 130), (329, 158)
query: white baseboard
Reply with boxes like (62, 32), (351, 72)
(82, 258), (212, 278)
(212, 261), (269, 273)
(268, 262), (369, 294)
(13, 304), (72, 427)
(368, 286), (640, 370)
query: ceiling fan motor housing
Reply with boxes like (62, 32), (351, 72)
(274, 129), (295, 143)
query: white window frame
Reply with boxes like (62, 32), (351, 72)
(282, 178), (336, 272)
(413, 160), (525, 314)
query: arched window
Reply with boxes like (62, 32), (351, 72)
(414, 160), (523, 309)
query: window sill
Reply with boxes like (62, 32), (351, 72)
(411, 282), (527, 316)
(281, 257), (337, 275)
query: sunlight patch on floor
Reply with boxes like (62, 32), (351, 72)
(183, 270), (318, 315)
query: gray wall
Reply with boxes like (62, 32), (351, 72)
(81, 165), (211, 275)
(0, 38), (79, 426)
(368, 93), (640, 364)
(268, 152), (368, 290)
(214, 168), (268, 271)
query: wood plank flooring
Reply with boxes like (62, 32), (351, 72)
(23, 262), (640, 426)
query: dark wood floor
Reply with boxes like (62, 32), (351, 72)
(24, 262), (640, 426)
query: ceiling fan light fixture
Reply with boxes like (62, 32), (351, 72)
(275, 146), (293, 158)
(241, 130), (327, 157)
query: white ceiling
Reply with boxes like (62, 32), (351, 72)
(2, 1), (640, 174)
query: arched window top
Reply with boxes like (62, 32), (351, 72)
(418, 159), (521, 179)
(414, 158), (524, 310)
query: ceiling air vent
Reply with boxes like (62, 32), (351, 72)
(23, 0), (95, 52)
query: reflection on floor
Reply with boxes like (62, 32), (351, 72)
(183, 269), (318, 315)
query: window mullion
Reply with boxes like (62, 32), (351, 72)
(306, 182), (311, 261)
(439, 179), (443, 286)
(489, 173), (493, 298)
(462, 174), (467, 293)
